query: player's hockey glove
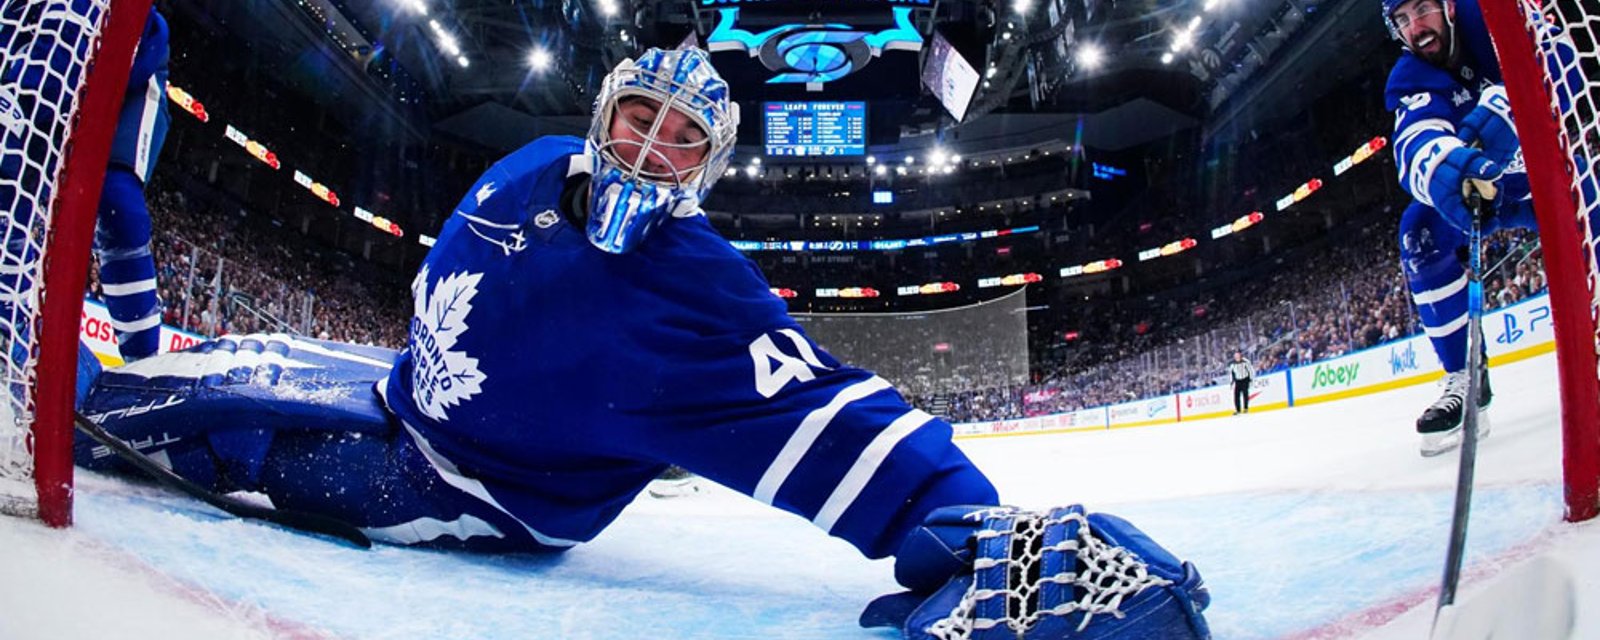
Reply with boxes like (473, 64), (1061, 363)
(1412, 143), (1500, 233)
(1488, 159), (1537, 229)
(860, 505), (1211, 639)
(1456, 86), (1519, 167)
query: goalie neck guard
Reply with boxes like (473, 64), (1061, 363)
(584, 47), (739, 254)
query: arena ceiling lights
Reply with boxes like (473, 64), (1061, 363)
(1075, 44), (1105, 71)
(391, 0), (470, 67)
(1164, 0), (1224, 64)
(427, 19), (469, 67)
(528, 48), (552, 71)
(394, 0), (470, 69)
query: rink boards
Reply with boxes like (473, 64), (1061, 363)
(80, 297), (209, 366)
(953, 293), (1557, 438)
(74, 293), (1558, 438)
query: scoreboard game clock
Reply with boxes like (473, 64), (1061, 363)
(762, 101), (868, 157)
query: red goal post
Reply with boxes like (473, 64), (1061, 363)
(0, 0), (154, 527)
(1479, 0), (1600, 522)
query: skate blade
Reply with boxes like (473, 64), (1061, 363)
(1420, 413), (1491, 458)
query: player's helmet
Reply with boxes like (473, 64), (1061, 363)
(1381, 0), (1408, 40)
(585, 47), (740, 254)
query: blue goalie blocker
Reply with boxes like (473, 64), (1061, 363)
(74, 333), (399, 491)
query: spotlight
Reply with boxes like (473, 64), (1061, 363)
(528, 48), (551, 70)
(1076, 44), (1104, 70)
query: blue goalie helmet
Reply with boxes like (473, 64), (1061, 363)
(584, 47), (740, 254)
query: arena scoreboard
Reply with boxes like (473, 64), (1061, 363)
(763, 101), (867, 157)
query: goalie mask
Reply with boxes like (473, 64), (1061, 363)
(585, 47), (740, 254)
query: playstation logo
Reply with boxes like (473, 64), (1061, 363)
(708, 7), (923, 91)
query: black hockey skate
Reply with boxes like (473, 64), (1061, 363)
(1418, 365), (1493, 457)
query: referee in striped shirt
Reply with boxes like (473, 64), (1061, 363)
(1228, 351), (1255, 415)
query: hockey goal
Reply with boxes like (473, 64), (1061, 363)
(0, 0), (154, 526)
(1479, 0), (1600, 521)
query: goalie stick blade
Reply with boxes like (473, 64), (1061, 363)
(1429, 555), (1576, 640)
(73, 412), (372, 549)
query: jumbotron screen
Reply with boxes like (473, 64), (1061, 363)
(762, 102), (867, 157)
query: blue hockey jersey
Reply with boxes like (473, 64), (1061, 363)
(380, 136), (998, 558)
(1384, 0), (1502, 208)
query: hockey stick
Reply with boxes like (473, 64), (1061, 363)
(72, 412), (372, 549)
(1430, 179), (1495, 634)
(1431, 554), (1576, 639)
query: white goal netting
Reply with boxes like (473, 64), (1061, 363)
(0, 0), (116, 518)
(1486, 0), (1600, 520)
(792, 287), (1031, 398)
(1531, 0), (1600, 349)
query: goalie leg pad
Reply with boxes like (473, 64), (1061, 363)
(258, 428), (568, 553)
(75, 334), (398, 489)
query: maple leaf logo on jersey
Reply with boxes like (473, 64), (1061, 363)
(408, 266), (487, 421)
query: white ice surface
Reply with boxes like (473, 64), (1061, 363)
(0, 353), (1592, 639)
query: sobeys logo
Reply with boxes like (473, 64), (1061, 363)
(1312, 362), (1360, 389)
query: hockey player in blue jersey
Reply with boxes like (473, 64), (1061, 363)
(1382, 0), (1542, 455)
(95, 6), (171, 362)
(72, 47), (1210, 638)
(1, 6), (167, 365)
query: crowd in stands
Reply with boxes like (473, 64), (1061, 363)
(88, 180), (410, 350)
(81, 19), (1555, 426)
(919, 222), (1545, 423)
(89, 165), (1549, 424)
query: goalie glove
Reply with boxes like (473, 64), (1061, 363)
(1409, 141), (1501, 233)
(1457, 86), (1519, 167)
(860, 505), (1212, 639)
